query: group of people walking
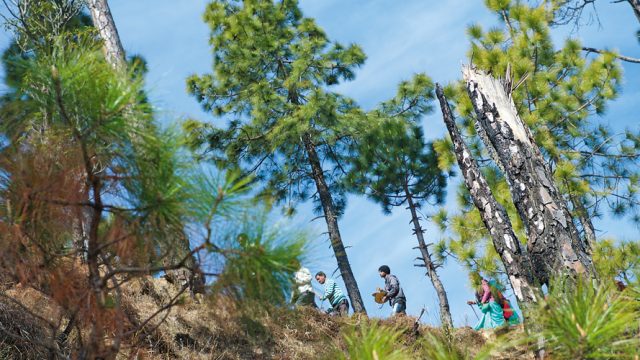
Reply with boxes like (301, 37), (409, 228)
(291, 265), (519, 331)
(291, 265), (406, 316)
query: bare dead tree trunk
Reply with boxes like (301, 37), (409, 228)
(625, 0), (640, 23)
(474, 114), (505, 174)
(463, 66), (595, 285)
(436, 84), (539, 306)
(87, 0), (126, 69)
(303, 133), (366, 314)
(403, 180), (453, 330)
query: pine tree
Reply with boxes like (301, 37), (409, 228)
(0, 33), (178, 356)
(84, 0), (206, 291)
(434, 0), (630, 287)
(1, 1), (98, 261)
(462, 65), (596, 285)
(0, 22), (305, 357)
(186, 0), (369, 313)
(347, 74), (453, 329)
(1, 3), (198, 355)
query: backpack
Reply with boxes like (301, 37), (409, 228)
(496, 290), (514, 320)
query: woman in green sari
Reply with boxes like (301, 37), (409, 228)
(468, 279), (506, 330)
(468, 279), (523, 330)
(488, 279), (521, 326)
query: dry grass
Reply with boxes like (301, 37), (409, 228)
(0, 291), (56, 359)
(0, 276), (502, 359)
(118, 279), (344, 359)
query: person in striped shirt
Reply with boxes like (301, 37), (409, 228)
(314, 271), (349, 316)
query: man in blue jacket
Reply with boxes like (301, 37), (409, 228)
(378, 265), (406, 315)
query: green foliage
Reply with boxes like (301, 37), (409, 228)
(0, 33), (207, 267)
(347, 74), (447, 214)
(185, 169), (253, 227)
(332, 321), (411, 360)
(1, 0), (90, 55)
(419, 333), (474, 360)
(28, 42), (142, 130)
(213, 209), (307, 306)
(186, 0), (369, 214)
(625, 275), (640, 303)
(332, 322), (511, 360)
(0, 1), (93, 121)
(0, 3), (148, 144)
(531, 278), (640, 359)
(433, 136), (456, 171)
(593, 239), (640, 283)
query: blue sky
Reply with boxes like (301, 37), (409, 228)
(1, 0), (638, 326)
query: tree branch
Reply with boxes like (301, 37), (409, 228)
(582, 47), (640, 64)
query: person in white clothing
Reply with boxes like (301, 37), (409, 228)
(291, 267), (317, 308)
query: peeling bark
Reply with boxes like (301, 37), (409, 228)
(404, 180), (453, 330)
(474, 116), (505, 174)
(303, 133), (366, 314)
(87, 0), (126, 69)
(436, 84), (539, 306)
(462, 66), (595, 284)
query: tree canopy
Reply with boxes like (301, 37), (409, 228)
(186, 0), (374, 312)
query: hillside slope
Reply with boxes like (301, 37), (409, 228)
(0, 277), (530, 359)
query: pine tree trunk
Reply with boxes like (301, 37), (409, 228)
(463, 66), (595, 285)
(87, 0), (206, 295)
(72, 209), (88, 262)
(436, 84), (539, 306)
(86, 176), (108, 358)
(302, 133), (366, 314)
(570, 196), (596, 253)
(87, 0), (126, 69)
(403, 180), (454, 330)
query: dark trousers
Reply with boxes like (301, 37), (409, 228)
(331, 299), (349, 316)
(295, 291), (317, 308)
